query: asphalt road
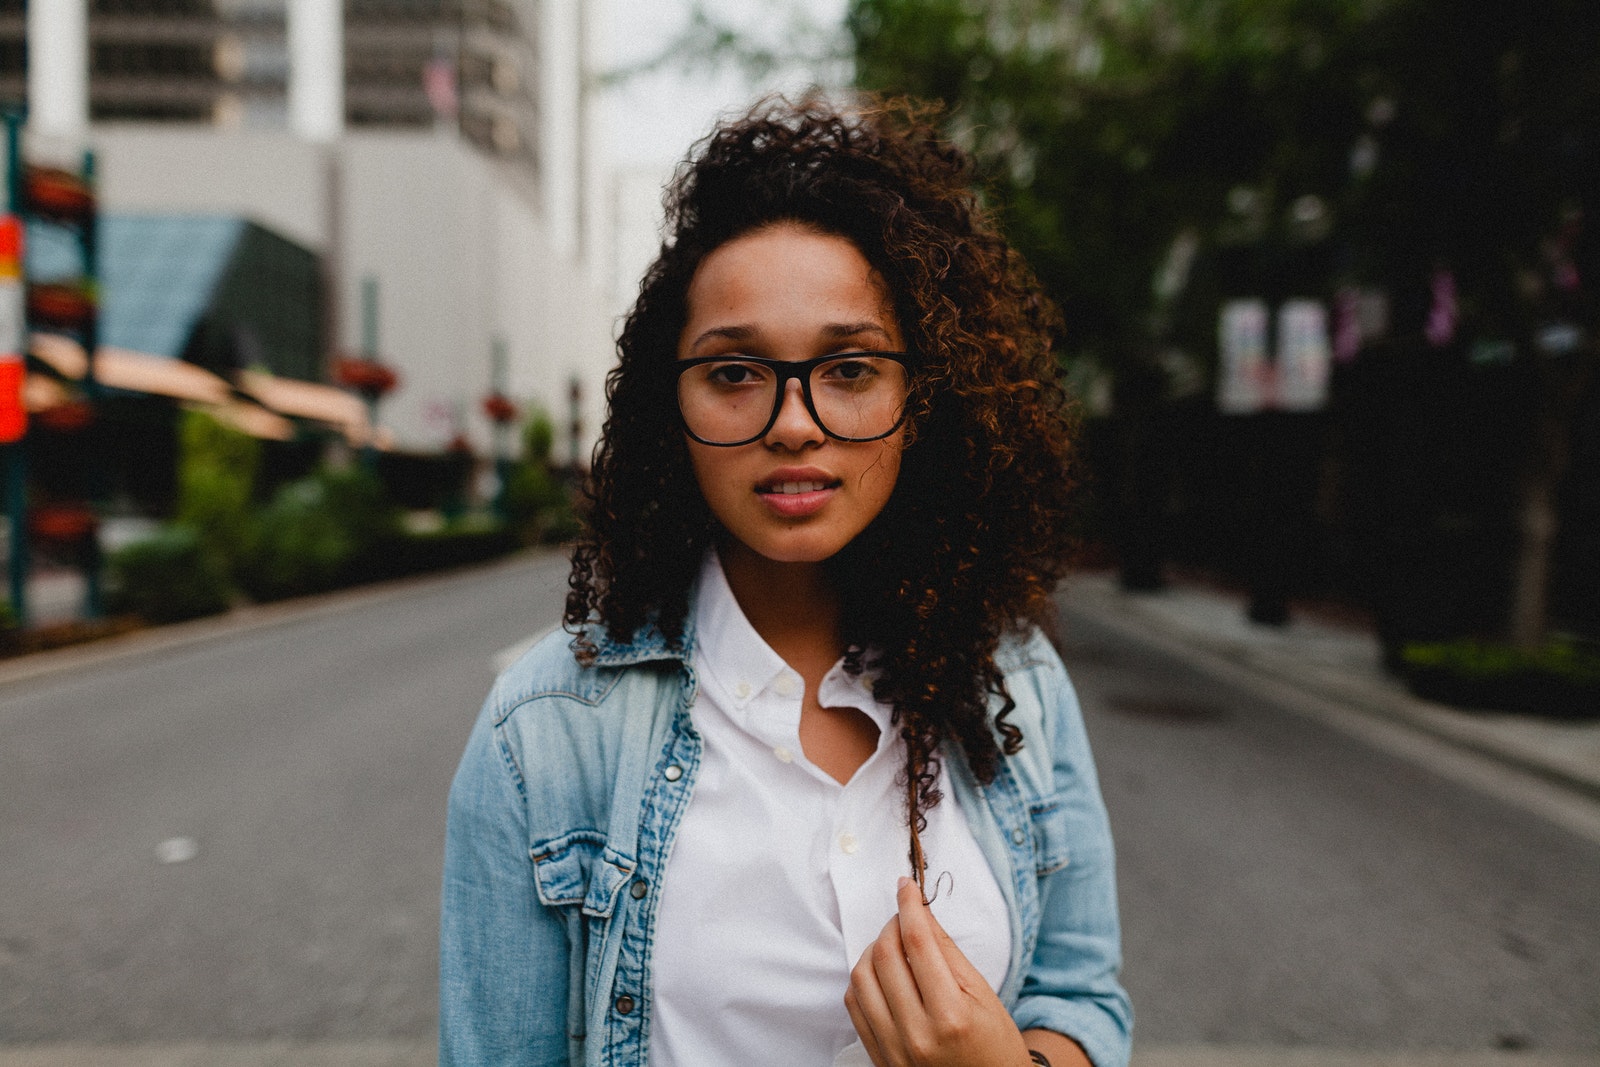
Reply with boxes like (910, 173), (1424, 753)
(0, 552), (573, 1044)
(1, 553), (1596, 1063)
(1054, 609), (1600, 1055)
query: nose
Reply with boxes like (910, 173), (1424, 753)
(763, 378), (825, 450)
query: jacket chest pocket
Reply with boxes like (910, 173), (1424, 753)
(1027, 794), (1072, 877)
(531, 830), (636, 918)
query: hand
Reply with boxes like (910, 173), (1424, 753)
(844, 876), (1034, 1067)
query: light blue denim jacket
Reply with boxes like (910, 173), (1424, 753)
(440, 606), (1132, 1067)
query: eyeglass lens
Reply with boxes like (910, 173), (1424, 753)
(678, 355), (908, 445)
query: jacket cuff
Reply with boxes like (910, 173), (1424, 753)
(1013, 993), (1132, 1067)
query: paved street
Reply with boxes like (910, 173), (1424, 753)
(0, 553), (573, 1047)
(2, 553), (1597, 1066)
(1056, 608), (1599, 1055)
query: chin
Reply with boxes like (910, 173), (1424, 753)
(739, 532), (852, 566)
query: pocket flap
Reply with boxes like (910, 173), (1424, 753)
(1028, 794), (1072, 876)
(530, 831), (636, 918)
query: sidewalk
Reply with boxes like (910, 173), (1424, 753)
(1060, 570), (1600, 804)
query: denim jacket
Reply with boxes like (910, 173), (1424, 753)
(440, 608), (1132, 1067)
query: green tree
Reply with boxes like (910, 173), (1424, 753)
(849, 0), (1599, 646)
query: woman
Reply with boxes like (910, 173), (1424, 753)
(440, 96), (1131, 1067)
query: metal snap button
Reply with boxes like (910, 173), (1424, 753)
(616, 994), (635, 1014)
(1011, 827), (1028, 845)
(663, 764), (683, 781)
(630, 879), (648, 899)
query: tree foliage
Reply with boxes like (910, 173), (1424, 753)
(849, 0), (1599, 366)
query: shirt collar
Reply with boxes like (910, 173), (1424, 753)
(694, 550), (791, 711)
(695, 551), (895, 738)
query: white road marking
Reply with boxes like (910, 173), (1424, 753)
(154, 837), (198, 865)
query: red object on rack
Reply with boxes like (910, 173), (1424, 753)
(27, 282), (96, 329)
(34, 399), (96, 433)
(24, 167), (95, 222)
(29, 504), (98, 544)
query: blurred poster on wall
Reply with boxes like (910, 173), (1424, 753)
(1276, 298), (1331, 411)
(1217, 298), (1271, 414)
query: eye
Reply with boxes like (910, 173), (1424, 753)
(703, 360), (770, 387)
(820, 356), (882, 383)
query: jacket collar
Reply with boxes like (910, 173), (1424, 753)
(587, 583), (702, 669)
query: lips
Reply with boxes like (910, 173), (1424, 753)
(755, 469), (840, 517)
(755, 469), (840, 496)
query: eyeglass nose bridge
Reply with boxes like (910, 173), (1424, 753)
(758, 363), (829, 440)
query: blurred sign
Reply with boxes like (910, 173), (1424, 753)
(1217, 299), (1272, 414)
(0, 215), (25, 443)
(1217, 297), (1332, 414)
(1276, 298), (1331, 411)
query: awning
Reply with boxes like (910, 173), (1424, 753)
(27, 332), (375, 445)
(31, 333), (232, 405)
(236, 368), (371, 442)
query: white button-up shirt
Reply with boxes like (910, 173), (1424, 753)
(650, 554), (1011, 1067)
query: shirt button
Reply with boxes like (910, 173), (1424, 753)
(773, 746), (794, 763)
(630, 879), (648, 899)
(1011, 828), (1028, 845)
(734, 681), (752, 700)
(615, 994), (635, 1015)
(663, 764), (683, 782)
(774, 673), (799, 698)
(839, 832), (858, 855)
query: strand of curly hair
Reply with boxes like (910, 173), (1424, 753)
(565, 95), (1080, 888)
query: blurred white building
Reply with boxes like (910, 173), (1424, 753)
(8, 0), (612, 458)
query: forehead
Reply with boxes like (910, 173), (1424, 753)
(684, 223), (894, 319)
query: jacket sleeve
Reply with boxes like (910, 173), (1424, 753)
(439, 696), (572, 1066)
(1009, 644), (1134, 1067)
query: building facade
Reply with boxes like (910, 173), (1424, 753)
(3, 0), (611, 458)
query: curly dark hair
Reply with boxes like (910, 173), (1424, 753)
(566, 94), (1078, 879)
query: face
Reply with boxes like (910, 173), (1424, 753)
(678, 223), (906, 569)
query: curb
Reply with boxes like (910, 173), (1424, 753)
(0, 548), (569, 694)
(1059, 574), (1600, 805)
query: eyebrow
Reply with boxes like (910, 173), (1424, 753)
(686, 321), (895, 354)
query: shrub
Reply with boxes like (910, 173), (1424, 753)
(385, 525), (520, 576)
(1401, 637), (1600, 718)
(501, 461), (578, 544)
(522, 405), (556, 464)
(240, 466), (402, 601)
(106, 525), (233, 623)
(175, 410), (259, 572)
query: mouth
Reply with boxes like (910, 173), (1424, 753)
(756, 479), (840, 496)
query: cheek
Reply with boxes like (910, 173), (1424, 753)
(686, 439), (741, 512)
(858, 437), (905, 504)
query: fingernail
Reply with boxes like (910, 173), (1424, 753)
(897, 876), (912, 890)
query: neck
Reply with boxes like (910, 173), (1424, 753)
(717, 542), (842, 654)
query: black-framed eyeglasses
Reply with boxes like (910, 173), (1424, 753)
(674, 351), (912, 447)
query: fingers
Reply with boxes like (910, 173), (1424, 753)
(848, 919), (909, 1066)
(893, 876), (964, 1013)
(843, 985), (889, 1067)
